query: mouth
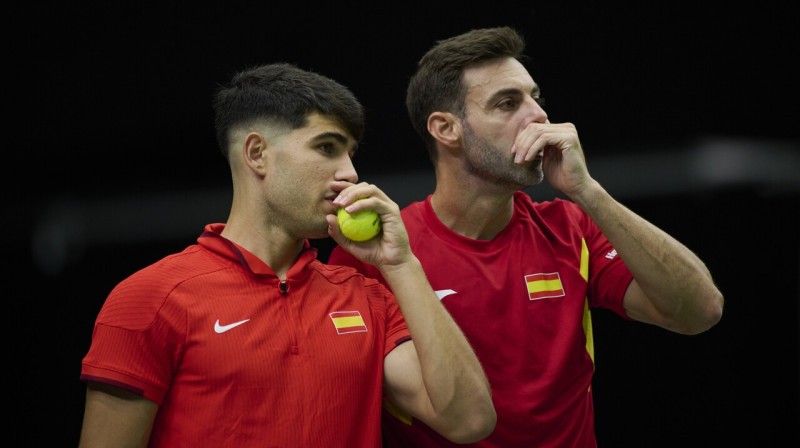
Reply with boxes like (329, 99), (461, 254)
(323, 194), (339, 213)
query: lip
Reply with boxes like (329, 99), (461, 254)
(323, 196), (339, 213)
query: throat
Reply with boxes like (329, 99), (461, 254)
(431, 193), (513, 240)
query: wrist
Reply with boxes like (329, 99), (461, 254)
(567, 178), (604, 209)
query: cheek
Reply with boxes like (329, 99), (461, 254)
(302, 163), (329, 182)
(288, 164), (331, 201)
(483, 123), (518, 149)
(484, 115), (521, 138)
(276, 154), (320, 180)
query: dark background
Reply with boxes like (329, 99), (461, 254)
(9, 3), (798, 446)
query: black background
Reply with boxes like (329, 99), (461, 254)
(9, 2), (798, 446)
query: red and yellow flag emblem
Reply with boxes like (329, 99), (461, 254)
(525, 272), (565, 300)
(329, 311), (368, 334)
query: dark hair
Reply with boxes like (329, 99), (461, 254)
(406, 27), (527, 162)
(213, 62), (365, 160)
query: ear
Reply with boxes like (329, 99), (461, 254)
(427, 111), (462, 149)
(241, 132), (268, 175)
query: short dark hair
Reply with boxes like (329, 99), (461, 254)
(213, 62), (365, 160)
(406, 27), (527, 162)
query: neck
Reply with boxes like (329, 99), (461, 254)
(430, 173), (516, 240)
(221, 210), (305, 280)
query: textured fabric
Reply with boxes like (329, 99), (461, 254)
(81, 223), (410, 447)
(328, 192), (633, 448)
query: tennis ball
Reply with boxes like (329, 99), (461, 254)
(337, 201), (381, 241)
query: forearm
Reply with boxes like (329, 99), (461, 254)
(79, 383), (157, 448)
(379, 257), (495, 439)
(570, 180), (724, 333)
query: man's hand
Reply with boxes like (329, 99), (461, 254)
(327, 181), (412, 270)
(514, 122), (593, 199)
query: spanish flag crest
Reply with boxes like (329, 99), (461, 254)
(329, 311), (368, 334)
(525, 272), (565, 300)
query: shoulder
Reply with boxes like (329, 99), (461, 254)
(399, 198), (440, 241)
(400, 199), (426, 215)
(97, 244), (231, 328)
(399, 200), (427, 225)
(117, 244), (228, 290)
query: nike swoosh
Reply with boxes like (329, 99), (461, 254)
(214, 319), (251, 334)
(434, 289), (457, 300)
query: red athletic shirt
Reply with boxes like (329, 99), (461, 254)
(81, 223), (411, 447)
(329, 192), (634, 448)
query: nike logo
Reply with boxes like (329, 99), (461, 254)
(214, 319), (250, 333)
(434, 289), (457, 300)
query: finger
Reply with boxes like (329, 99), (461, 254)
(516, 122), (564, 163)
(515, 136), (549, 164)
(326, 214), (361, 250)
(335, 183), (393, 212)
(333, 183), (371, 208)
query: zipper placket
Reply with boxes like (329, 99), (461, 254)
(280, 279), (300, 354)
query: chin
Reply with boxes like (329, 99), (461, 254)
(308, 224), (332, 240)
(506, 166), (543, 188)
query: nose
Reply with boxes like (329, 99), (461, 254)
(336, 154), (358, 184)
(520, 97), (548, 129)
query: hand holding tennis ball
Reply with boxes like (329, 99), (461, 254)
(337, 200), (381, 241)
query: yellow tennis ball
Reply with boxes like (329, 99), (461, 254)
(337, 201), (381, 241)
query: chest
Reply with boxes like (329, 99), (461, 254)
(171, 281), (385, 388)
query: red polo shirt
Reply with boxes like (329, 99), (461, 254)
(81, 223), (410, 447)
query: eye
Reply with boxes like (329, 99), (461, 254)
(316, 142), (336, 155)
(534, 96), (546, 107)
(497, 98), (519, 110)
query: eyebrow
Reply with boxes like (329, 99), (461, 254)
(487, 85), (541, 105)
(311, 131), (349, 145)
(310, 131), (359, 153)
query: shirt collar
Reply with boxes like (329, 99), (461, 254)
(198, 223), (318, 277)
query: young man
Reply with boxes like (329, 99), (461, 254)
(78, 62), (495, 447)
(329, 27), (725, 447)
